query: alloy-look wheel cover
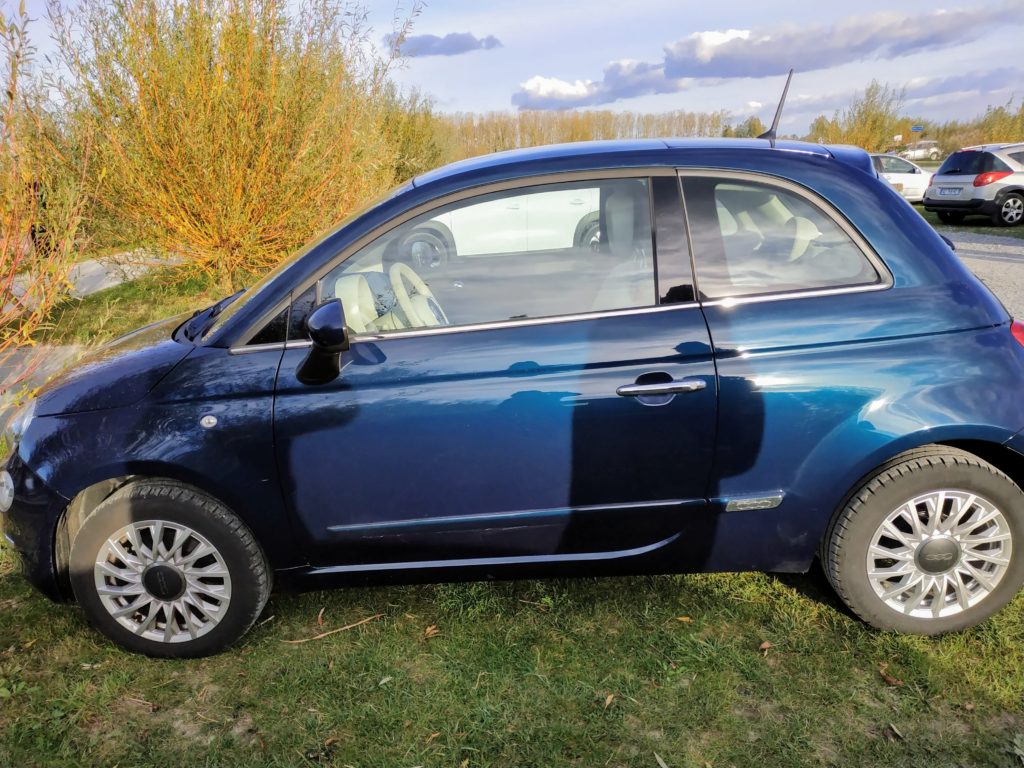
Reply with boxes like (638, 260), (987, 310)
(866, 489), (1013, 619)
(1003, 197), (1024, 225)
(93, 520), (233, 643)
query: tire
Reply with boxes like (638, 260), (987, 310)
(574, 213), (601, 251)
(69, 480), (271, 657)
(929, 151), (939, 161)
(822, 446), (1024, 635)
(994, 193), (1024, 228)
(401, 228), (451, 270)
(937, 211), (965, 225)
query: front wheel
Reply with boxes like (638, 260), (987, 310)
(823, 447), (1024, 634)
(69, 480), (271, 657)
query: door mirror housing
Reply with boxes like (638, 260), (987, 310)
(297, 299), (350, 385)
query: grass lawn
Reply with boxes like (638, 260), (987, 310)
(1, 543), (1022, 767)
(37, 270), (222, 346)
(917, 207), (1024, 241)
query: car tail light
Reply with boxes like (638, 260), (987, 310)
(1012, 320), (1024, 348)
(974, 171), (1013, 187)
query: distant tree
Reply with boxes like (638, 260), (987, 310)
(733, 116), (766, 138)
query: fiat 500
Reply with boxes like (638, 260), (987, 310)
(3, 138), (1024, 657)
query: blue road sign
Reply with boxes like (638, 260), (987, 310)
(911, 125), (924, 132)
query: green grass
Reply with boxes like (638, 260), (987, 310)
(37, 270), (221, 346)
(917, 207), (1024, 241)
(1, 543), (1021, 768)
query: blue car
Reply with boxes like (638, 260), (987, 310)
(3, 138), (1024, 657)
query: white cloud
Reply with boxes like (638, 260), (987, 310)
(511, 1), (1024, 110)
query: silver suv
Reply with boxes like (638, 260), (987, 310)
(923, 143), (1024, 227)
(900, 140), (942, 162)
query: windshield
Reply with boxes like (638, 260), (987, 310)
(201, 182), (413, 341)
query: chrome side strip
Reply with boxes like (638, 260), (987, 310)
(326, 499), (691, 534)
(305, 533), (681, 575)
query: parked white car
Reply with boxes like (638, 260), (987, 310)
(871, 154), (932, 203)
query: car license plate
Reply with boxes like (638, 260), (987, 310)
(939, 187), (962, 196)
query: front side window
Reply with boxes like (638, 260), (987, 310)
(879, 156), (916, 174)
(682, 176), (880, 300)
(318, 178), (658, 334)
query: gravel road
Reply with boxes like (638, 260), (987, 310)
(951, 232), (1024, 317)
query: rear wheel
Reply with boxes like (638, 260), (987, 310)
(823, 447), (1024, 634)
(994, 193), (1024, 227)
(937, 211), (965, 225)
(69, 480), (271, 657)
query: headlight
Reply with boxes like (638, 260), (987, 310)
(3, 399), (35, 447)
(0, 470), (13, 513)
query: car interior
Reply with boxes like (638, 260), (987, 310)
(700, 181), (879, 297)
(320, 179), (657, 333)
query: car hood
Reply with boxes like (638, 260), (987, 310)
(34, 314), (195, 417)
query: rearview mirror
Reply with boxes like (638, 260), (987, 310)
(297, 299), (349, 385)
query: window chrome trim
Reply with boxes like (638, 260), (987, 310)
(676, 168), (894, 301)
(700, 281), (890, 309)
(229, 300), (702, 352)
(233, 168), (679, 347)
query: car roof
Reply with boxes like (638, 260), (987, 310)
(411, 138), (838, 189)
(961, 142), (1024, 152)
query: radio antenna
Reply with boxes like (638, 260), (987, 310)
(758, 68), (794, 148)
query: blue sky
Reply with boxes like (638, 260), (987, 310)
(372, 0), (1024, 132)
(13, 0), (1024, 134)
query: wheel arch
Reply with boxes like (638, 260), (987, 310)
(52, 467), (282, 601)
(814, 434), (1024, 556)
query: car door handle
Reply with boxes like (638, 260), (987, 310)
(616, 378), (707, 397)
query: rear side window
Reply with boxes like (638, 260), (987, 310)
(682, 176), (880, 300)
(1010, 151), (1024, 166)
(937, 151), (1011, 175)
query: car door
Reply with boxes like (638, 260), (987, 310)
(271, 174), (718, 567)
(680, 170), (897, 571)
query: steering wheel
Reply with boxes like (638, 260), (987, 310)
(388, 262), (449, 328)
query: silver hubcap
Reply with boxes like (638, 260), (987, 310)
(94, 520), (232, 643)
(866, 490), (1013, 619)
(1002, 197), (1023, 225)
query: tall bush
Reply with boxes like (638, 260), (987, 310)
(1, 4), (89, 380)
(51, 0), (417, 290)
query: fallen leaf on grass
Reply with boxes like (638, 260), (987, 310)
(424, 624), (441, 639)
(603, 693), (615, 710)
(964, 702), (976, 712)
(654, 752), (670, 768)
(887, 723), (904, 740)
(282, 614), (383, 644)
(316, 607), (326, 628)
(878, 663), (904, 687)
(426, 732), (441, 745)
(460, 760), (470, 768)
(758, 641), (773, 656)
(676, 616), (692, 624)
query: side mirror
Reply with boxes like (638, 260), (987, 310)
(297, 299), (349, 385)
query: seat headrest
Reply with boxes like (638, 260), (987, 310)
(604, 191), (635, 258)
(786, 216), (821, 261)
(332, 273), (378, 333)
